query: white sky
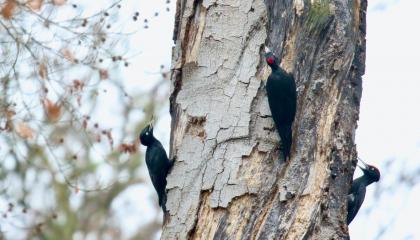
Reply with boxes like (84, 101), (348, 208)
(352, 0), (420, 239)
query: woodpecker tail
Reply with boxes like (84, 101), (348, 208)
(160, 157), (175, 213)
(168, 157), (175, 171)
(158, 190), (167, 212)
(278, 124), (292, 161)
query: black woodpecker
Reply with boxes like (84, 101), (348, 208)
(347, 158), (380, 224)
(264, 47), (297, 161)
(139, 121), (174, 212)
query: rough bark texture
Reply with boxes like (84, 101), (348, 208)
(165, 0), (366, 239)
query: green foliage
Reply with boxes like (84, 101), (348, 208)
(305, 0), (332, 34)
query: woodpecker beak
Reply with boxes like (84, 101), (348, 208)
(264, 46), (271, 54)
(148, 115), (155, 131)
(357, 157), (368, 170)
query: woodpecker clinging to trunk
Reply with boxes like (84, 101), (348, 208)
(347, 158), (380, 224)
(264, 47), (297, 161)
(139, 119), (174, 212)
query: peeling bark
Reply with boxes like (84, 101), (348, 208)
(165, 0), (367, 239)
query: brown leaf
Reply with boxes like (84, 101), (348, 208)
(1, 0), (16, 20)
(2, 110), (16, 131)
(52, 0), (66, 6)
(28, 0), (43, 11)
(43, 99), (61, 122)
(61, 48), (75, 63)
(72, 79), (84, 91)
(38, 63), (48, 79)
(118, 142), (138, 154)
(4, 121), (12, 131)
(15, 122), (34, 139)
(99, 69), (109, 80)
(6, 110), (15, 119)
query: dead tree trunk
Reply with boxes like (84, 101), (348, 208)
(165, 0), (366, 239)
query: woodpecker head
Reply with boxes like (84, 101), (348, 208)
(264, 47), (280, 68)
(139, 117), (155, 146)
(358, 158), (381, 182)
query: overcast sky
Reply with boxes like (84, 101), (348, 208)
(352, 0), (420, 239)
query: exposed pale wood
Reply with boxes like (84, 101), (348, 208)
(165, 0), (367, 239)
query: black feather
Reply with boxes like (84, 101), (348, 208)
(140, 125), (174, 212)
(265, 50), (297, 161)
(347, 177), (367, 224)
(347, 163), (380, 224)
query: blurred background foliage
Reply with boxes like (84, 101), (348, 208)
(0, 0), (171, 239)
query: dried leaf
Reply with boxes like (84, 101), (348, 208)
(99, 69), (109, 80)
(6, 110), (15, 119)
(43, 99), (61, 122)
(28, 0), (43, 11)
(38, 63), (48, 79)
(0, 0), (16, 20)
(2, 110), (16, 131)
(4, 121), (12, 131)
(119, 142), (138, 154)
(52, 0), (66, 6)
(61, 48), (75, 63)
(15, 122), (34, 139)
(72, 79), (84, 91)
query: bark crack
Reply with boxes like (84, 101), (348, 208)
(165, 0), (364, 238)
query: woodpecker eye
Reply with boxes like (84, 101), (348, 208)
(267, 57), (274, 65)
(146, 132), (149, 135)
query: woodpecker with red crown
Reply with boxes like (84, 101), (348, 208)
(264, 47), (297, 161)
(347, 158), (380, 224)
(139, 118), (174, 212)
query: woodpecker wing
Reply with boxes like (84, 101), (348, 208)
(145, 141), (170, 209)
(266, 71), (297, 125)
(347, 178), (367, 224)
(266, 69), (296, 159)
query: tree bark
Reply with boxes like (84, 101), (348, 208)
(165, 0), (366, 239)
